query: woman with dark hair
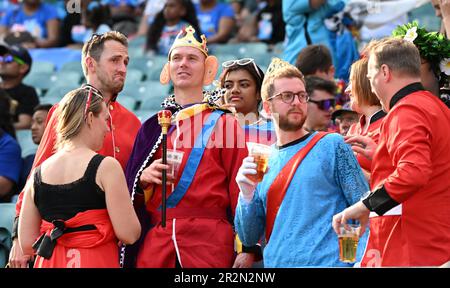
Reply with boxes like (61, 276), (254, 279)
(0, 89), (22, 202)
(145, 0), (200, 55)
(220, 58), (275, 145)
(71, 1), (112, 45)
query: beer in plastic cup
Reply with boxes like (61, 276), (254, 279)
(246, 142), (271, 183)
(338, 224), (360, 263)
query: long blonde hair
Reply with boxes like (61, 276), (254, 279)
(55, 87), (104, 150)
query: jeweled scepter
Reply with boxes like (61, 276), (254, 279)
(158, 110), (172, 228)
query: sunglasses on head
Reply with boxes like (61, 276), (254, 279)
(222, 58), (262, 79)
(309, 99), (336, 111)
(0, 55), (25, 65)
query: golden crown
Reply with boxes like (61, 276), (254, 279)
(168, 26), (208, 58)
(265, 57), (294, 78)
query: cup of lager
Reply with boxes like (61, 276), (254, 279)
(338, 224), (360, 263)
(246, 142), (271, 183)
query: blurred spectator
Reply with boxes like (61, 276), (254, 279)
(0, 0), (60, 48)
(295, 44), (335, 81)
(304, 75), (336, 132)
(20, 104), (52, 192)
(0, 44), (39, 130)
(331, 102), (358, 136)
(58, 0), (82, 47)
(103, 0), (140, 36)
(232, 0), (285, 45)
(0, 89), (22, 203)
(195, 0), (235, 43)
(432, 0), (450, 38)
(145, 0), (200, 55)
(137, 0), (167, 36)
(282, 0), (340, 64)
(71, 1), (112, 46)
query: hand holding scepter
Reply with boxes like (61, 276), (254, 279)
(158, 110), (172, 228)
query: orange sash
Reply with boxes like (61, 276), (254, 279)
(265, 132), (327, 243)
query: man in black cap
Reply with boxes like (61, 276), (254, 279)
(0, 44), (39, 130)
(331, 102), (359, 136)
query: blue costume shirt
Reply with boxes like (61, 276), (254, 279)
(235, 132), (368, 267)
(0, 132), (22, 187)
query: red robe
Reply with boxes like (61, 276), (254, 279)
(363, 87), (450, 267)
(347, 110), (385, 172)
(136, 109), (247, 268)
(34, 209), (119, 268)
(15, 101), (141, 216)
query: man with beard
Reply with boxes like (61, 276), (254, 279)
(234, 58), (368, 267)
(8, 31), (141, 268)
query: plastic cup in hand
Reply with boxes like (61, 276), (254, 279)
(246, 142), (271, 183)
(167, 150), (184, 180)
(338, 224), (360, 263)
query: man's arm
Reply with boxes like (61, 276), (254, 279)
(13, 114), (32, 130)
(35, 18), (60, 48)
(0, 177), (14, 199)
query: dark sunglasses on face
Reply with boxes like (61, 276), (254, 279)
(0, 55), (25, 65)
(309, 99), (336, 111)
(267, 91), (310, 104)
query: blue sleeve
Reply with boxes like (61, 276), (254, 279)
(234, 190), (266, 247)
(282, 0), (311, 15)
(0, 137), (22, 184)
(333, 135), (369, 205)
(220, 3), (235, 18)
(0, 8), (15, 26)
(42, 3), (59, 21)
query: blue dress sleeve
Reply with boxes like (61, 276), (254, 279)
(234, 189), (266, 247)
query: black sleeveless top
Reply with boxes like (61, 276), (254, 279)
(34, 154), (107, 222)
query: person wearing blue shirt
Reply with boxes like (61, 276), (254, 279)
(0, 0), (59, 48)
(282, 0), (343, 65)
(195, 0), (235, 43)
(234, 58), (368, 267)
(0, 90), (22, 203)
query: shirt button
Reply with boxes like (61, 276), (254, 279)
(109, 104), (114, 111)
(115, 146), (120, 153)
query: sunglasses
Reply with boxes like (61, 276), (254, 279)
(222, 58), (262, 79)
(267, 91), (310, 104)
(309, 99), (336, 111)
(83, 85), (104, 121)
(0, 55), (25, 65)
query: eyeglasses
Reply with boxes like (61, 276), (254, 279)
(267, 91), (310, 104)
(222, 58), (262, 79)
(309, 99), (336, 111)
(0, 55), (25, 65)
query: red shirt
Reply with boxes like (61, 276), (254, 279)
(369, 86), (450, 266)
(16, 101), (141, 216)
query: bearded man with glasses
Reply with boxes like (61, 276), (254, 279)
(234, 58), (369, 267)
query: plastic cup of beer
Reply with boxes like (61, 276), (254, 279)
(246, 142), (271, 183)
(338, 224), (360, 263)
(167, 150), (184, 180)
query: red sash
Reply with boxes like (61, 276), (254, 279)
(265, 132), (327, 242)
(35, 209), (119, 268)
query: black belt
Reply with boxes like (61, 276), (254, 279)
(32, 220), (96, 259)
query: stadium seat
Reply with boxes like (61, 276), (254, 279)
(44, 84), (79, 99)
(134, 109), (157, 123)
(29, 61), (55, 75)
(16, 130), (38, 158)
(0, 203), (15, 268)
(60, 61), (84, 75)
(124, 69), (144, 86)
(119, 96), (137, 111)
(139, 95), (166, 111)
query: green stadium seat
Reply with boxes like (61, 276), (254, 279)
(16, 130), (38, 158)
(29, 61), (55, 74)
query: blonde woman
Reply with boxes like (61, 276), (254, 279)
(18, 87), (140, 268)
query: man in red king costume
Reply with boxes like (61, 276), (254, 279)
(333, 37), (450, 267)
(8, 31), (141, 268)
(121, 26), (256, 268)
